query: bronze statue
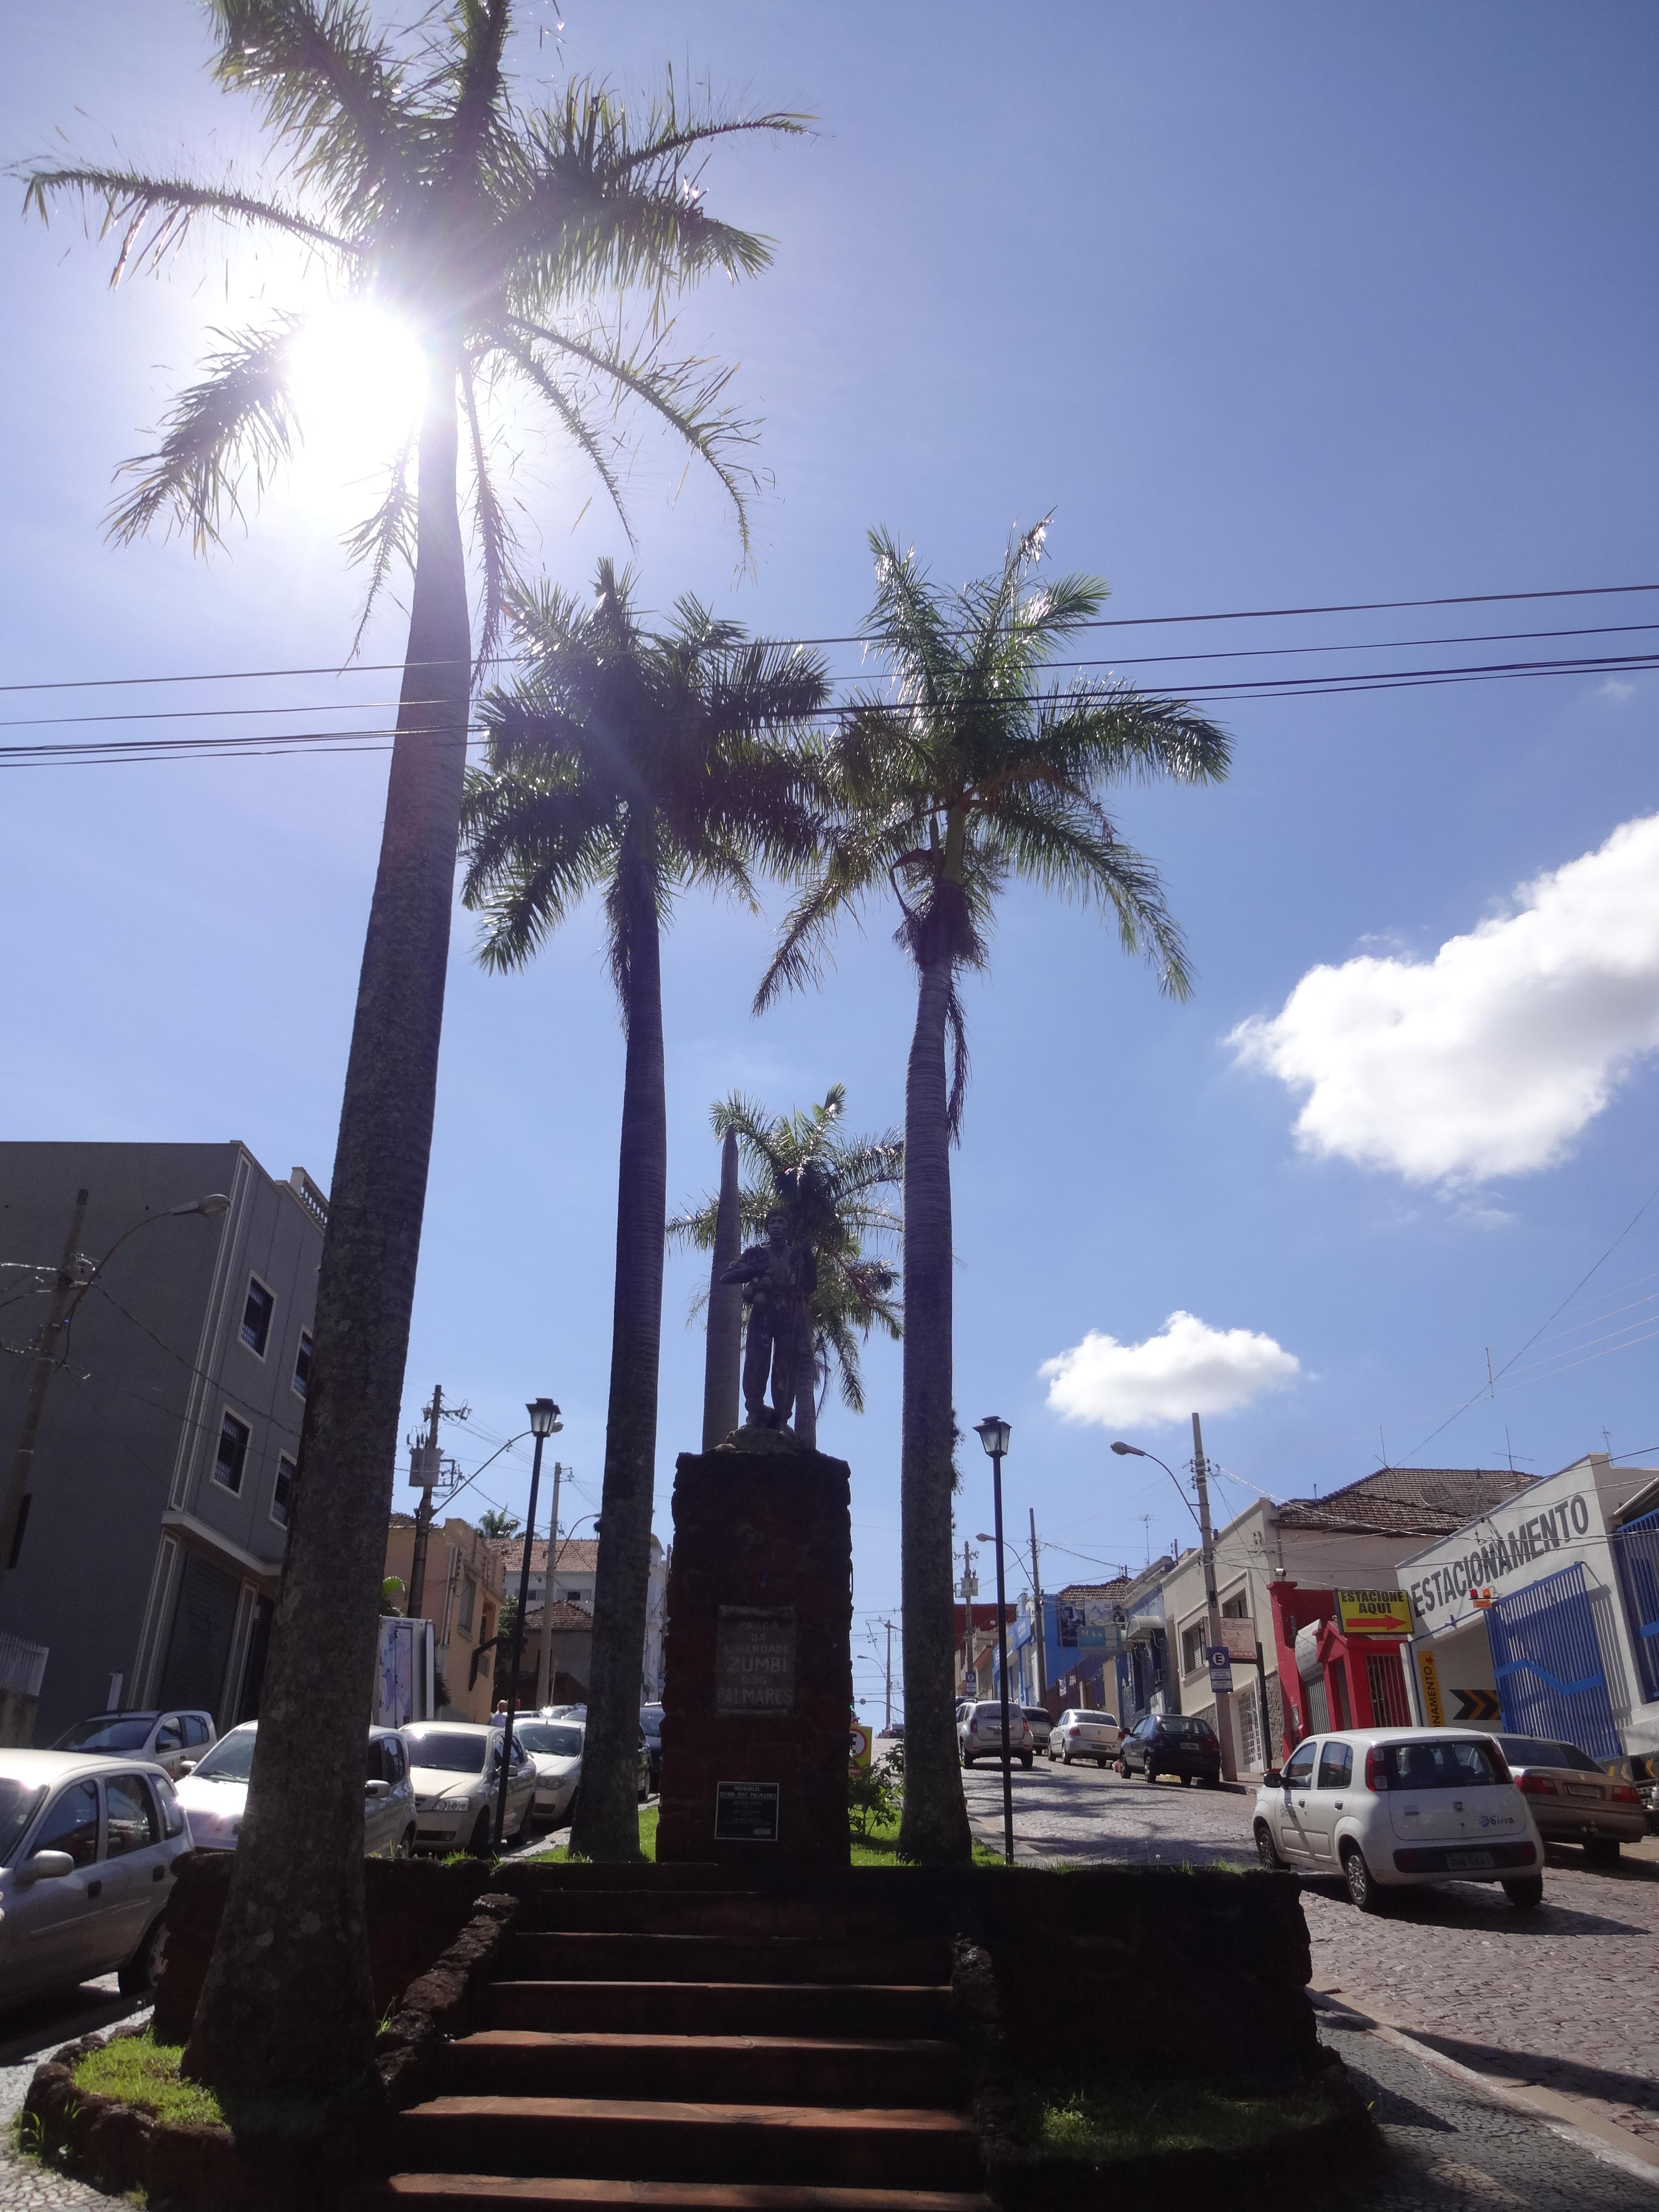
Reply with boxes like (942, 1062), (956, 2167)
(722, 1207), (817, 1430)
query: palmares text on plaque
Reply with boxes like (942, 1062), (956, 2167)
(714, 1605), (797, 1716)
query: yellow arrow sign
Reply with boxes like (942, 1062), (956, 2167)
(1451, 1687), (1500, 1723)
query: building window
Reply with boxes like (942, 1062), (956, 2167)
(272, 1454), (296, 1529)
(213, 1411), (251, 1495)
(1221, 1592), (1250, 1618)
(1181, 1622), (1208, 1676)
(241, 1278), (274, 1358)
(457, 1577), (476, 1636)
(292, 1331), (313, 1398)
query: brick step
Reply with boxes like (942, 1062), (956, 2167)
(512, 1893), (927, 1942)
(486, 1982), (955, 2041)
(499, 1935), (950, 1988)
(391, 2097), (983, 2191)
(346, 2178), (995, 2212)
(437, 2031), (965, 2109)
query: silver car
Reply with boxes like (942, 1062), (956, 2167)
(174, 1722), (417, 1858)
(1050, 1707), (1120, 1765)
(0, 1750), (191, 2006)
(1494, 1734), (1648, 1864)
(54, 1709), (216, 1781)
(406, 1722), (536, 1855)
(512, 1718), (585, 1828)
(957, 1700), (1035, 1769)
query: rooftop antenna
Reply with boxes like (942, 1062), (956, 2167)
(1140, 1514), (1150, 1568)
(1378, 1425), (1387, 1468)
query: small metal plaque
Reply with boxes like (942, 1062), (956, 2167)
(715, 1779), (781, 1842)
(714, 1606), (797, 1716)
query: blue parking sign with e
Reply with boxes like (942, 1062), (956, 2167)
(1207, 1647), (1234, 1693)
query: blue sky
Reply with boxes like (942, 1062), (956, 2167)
(2, 4), (1656, 1715)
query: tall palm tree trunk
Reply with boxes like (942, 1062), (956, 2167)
(897, 948), (972, 1864)
(572, 839), (666, 1860)
(184, 344), (471, 2094)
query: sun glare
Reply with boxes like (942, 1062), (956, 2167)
(288, 302), (427, 466)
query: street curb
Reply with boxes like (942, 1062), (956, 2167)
(1308, 1987), (1659, 2184)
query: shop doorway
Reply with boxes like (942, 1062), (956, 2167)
(1488, 1561), (1619, 1761)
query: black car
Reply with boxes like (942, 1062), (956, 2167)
(1119, 1713), (1223, 1786)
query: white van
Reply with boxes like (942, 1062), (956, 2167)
(1254, 1728), (1544, 1913)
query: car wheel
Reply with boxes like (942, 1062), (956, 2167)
(396, 1825), (416, 1861)
(1583, 1838), (1620, 1867)
(1114, 1759), (1127, 1776)
(1021, 1755), (1033, 1771)
(1180, 1772), (1193, 1787)
(1502, 1875), (1545, 1910)
(1097, 1758), (1108, 1770)
(1143, 1764), (1158, 1785)
(1342, 1843), (1387, 1914)
(1254, 1821), (1286, 1870)
(468, 1811), (492, 1858)
(119, 1913), (168, 1998)
(1060, 1751), (1072, 1766)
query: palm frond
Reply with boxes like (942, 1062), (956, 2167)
(106, 317), (300, 550)
(19, 164), (352, 280)
(459, 351), (519, 674)
(342, 429), (417, 657)
(483, 323), (631, 541)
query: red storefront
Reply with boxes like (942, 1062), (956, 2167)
(1267, 1579), (1413, 1759)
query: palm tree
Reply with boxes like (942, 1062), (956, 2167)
(23, 0), (801, 2094)
(461, 561), (831, 1859)
(757, 522), (1231, 1862)
(668, 1085), (903, 1447)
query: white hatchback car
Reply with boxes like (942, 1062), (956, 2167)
(1255, 1728), (1545, 1912)
(174, 1721), (417, 1858)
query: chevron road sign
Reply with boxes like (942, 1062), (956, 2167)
(1452, 1687), (1501, 1722)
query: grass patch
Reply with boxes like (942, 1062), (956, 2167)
(71, 2031), (330, 2139)
(525, 1804), (658, 1864)
(850, 1807), (1008, 1868)
(1020, 2076), (1336, 2162)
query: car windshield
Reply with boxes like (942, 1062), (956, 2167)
(191, 1729), (258, 1781)
(406, 1731), (487, 1774)
(515, 1725), (582, 1757)
(1384, 1738), (1508, 1789)
(1023, 1709), (1049, 1723)
(1495, 1735), (1600, 1773)
(1161, 1716), (1217, 1741)
(56, 1716), (155, 1752)
(0, 1780), (47, 1865)
(640, 1707), (663, 1727)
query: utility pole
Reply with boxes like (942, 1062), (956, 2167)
(406, 1384), (443, 1622)
(1190, 1411), (1237, 1784)
(1027, 1506), (1047, 1702)
(0, 1188), (89, 1581)
(958, 1542), (978, 1693)
(535, 1461), (564, 1710)
(880, 1617), (895, 1733)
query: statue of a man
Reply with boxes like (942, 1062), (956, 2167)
(721, 1206), (817, 1430)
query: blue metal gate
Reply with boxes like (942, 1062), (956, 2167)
(1486, 1561), (1621, 1761)
(1612, 1505), (1659, 1704)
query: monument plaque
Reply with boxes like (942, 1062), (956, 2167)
(715, 1606), (797, 1716)
(714, 1779), (782, 1842)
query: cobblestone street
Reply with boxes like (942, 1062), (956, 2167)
(962, 1752), (1659, 2155)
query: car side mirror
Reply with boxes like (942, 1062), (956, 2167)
(18, 1849), (76, 1885)
(176, 1761), (197, 1776)
(1262, 1769), (1283, 1790)
(365, 1779), (391, 1798)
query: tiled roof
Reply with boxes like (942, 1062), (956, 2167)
(528, 1599), (595, 1631)
(1055, 1577), (1134, 1603)
(1274, 1466), (1537, 1538)
(487, 1537), (600, 1575)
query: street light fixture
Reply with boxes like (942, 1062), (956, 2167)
(494, 1396), (562, 1853)
(972, 1415), (1016, 1866)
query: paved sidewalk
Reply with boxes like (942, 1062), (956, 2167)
(0, 1978), (147, 2209)
(962, 1754), (1659, 2154)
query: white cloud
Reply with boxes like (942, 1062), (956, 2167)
(1229, 813), (1659, 1186)
(1599, 678), (1637, 705)
(1040, 1311), (1302, 1430)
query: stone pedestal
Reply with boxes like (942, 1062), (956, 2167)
(656, 1445), (852, 1867)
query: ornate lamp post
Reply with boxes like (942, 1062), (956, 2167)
(493, 1395), (562, 1852)
(973, 1414), (1015, 1865)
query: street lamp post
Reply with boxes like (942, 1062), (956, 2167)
(493, 1395), (562, 1853)
(0, 1188), (231, 1582)
(973, 1415), (1016, 1866)
(1111, 1423), (1237, 1783)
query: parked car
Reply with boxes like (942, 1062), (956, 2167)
(54, 1709), (216, 1781)
(1022, 1706), (1054, 1755)
(1493, 1734), (1646, 1864)
(1049, 1708), (1119, 1766)
(0, 1749), (191, 2006)
(174, 1722), (416, 1859)
(957, 1701), (1034, 1769)
(1254, 1729), (1544, 1913)
(640, 1703), (664, 1790)
(1119, 1713), (1222, 1786)
(406, 1721), (537, 1855)
(513, 1717), (586, 1827)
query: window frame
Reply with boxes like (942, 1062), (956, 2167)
(212, 1409), (252, 1496)
(239, 1275), (276, 1360)
(1316, 1741), (1354, 1790)
(1180, 1622), (1208, 1676)
(1284, 1741), (1318, 1790)
(292, 1329), (313, 1400)
(271, 1453), (296, 1530)
(103, 1770), (162, 1859)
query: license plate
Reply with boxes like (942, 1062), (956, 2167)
(1446, 1848), (1495, 1870)
(1566, 1784), (1604, 1800)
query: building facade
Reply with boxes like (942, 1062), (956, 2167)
(1397, 1452), (1659, 1764)
(0, 1140), (326, 1743)
(486, 1530), (668, 1704)
(383, 1511), (505, 1724)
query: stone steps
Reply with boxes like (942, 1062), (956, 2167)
(485, 1983), (955, 2042)
(352, 2178), (995, 2212)
(436, 2032), (964, 2109)
(500, 1935), (950, 1988)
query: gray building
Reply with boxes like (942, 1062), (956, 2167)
(0, 1141), (326, 1743)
